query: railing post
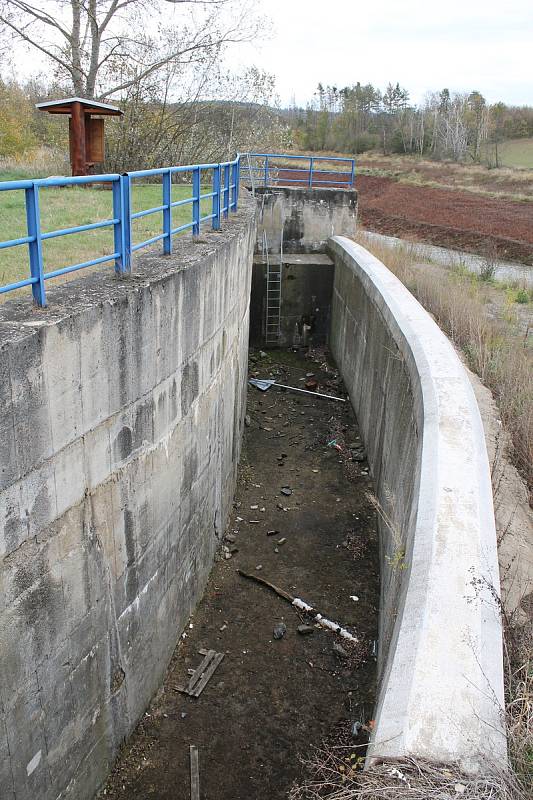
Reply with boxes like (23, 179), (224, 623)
(223, 164), (230, 219)
(231, 160), (238, 211)
(193, 166), (200, 236)
(309, 157), (314, 188)
(113, 177), (124, 273)
(163, 168), (172, 254)
(212, 165), (221, 230)
(234, 158), (240, 209)
(264, 156), (269, 187)
(25, 184), (46, 307)
(350, 159), (355, 187)
(115, 173), (132, 274)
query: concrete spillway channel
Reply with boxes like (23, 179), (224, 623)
(0, 185), (505, 800)
(100, 348), (380, 798)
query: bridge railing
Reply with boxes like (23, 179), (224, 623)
(0, 157), (239, 307)
(239, 152), (356, 190)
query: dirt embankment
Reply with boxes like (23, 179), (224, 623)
(276, 169), (533, 266)
(357, 175), (533, 265)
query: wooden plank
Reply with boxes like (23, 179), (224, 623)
(192, 652), (225, 698)
(186, 650), (216, 693)
(189, 745), (200, 800)
(175, 650), (216, 696)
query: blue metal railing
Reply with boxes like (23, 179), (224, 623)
(0, 151), (355, 307)
(0, 157), (240, 307)
(239, 153), (355, 189)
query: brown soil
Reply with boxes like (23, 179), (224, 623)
(276, 170), (533, 266)
(357, 175), (533, 264)
(99, 348), (379, 800)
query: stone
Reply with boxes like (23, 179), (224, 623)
(273, 623), (286, 640)
(333, 641), (349, 659)
(297, 625), (315, 635)
(277, 537), (287, 545)
(244, 414), (251, 427)
(280, 487), (292, 496)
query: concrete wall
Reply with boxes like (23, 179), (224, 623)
(328, 236), (506, 772)
(249, 186), (357, 347)
(0, 195), (256, 800)
(255, 186), (357, 254)
(249, 255), (334, 348)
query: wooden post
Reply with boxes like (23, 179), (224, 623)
(70, 101), (87, 176)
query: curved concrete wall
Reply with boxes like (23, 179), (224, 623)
(0, 196), (256, 800)
(328, 236), (506, 771)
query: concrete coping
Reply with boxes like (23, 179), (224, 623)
(328, 236), (507, 773)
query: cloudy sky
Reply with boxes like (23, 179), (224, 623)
(235, 0), (533, 107)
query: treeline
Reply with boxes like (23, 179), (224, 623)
(288, 82), (533, 165)
(3, 72), (533, 173)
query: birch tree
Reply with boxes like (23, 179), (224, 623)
(0, 0), (262, 99)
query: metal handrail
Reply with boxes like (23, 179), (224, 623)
(0, 157), (240, 307)
(239, 152), (355, 189)
(0, 151), (354, 307)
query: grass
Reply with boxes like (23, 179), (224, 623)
(0, 181), (214, 300)
(497, 139), (533, 170)
(276, 147), (533, 201)
(290, 753), (530, 799)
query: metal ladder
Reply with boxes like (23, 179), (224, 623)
(264, 229), (282, 345)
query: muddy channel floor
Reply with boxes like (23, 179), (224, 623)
(100, 348), (380, 800)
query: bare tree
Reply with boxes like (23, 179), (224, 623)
(0, 0), (262, 99)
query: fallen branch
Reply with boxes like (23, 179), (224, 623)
(238, 569), (358, 643)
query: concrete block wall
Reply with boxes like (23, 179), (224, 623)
(328, 236), (506, 772)
(254, 186), (357, 254)
(0, 195), (256, 800)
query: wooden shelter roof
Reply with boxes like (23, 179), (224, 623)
(35, 97), (123, 116)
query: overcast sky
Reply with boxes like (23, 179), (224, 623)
(235, 0), (533, 107)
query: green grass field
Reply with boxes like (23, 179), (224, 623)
(497, 138), (533, 169)
(0, 180), (214, 300)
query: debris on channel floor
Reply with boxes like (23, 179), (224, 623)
(189, 745), (200, 800)
(238, 570), (359, 644)
(175, 649), (225, 698)
(249, 377), (346, 402)
(98, 347), (379, 800)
